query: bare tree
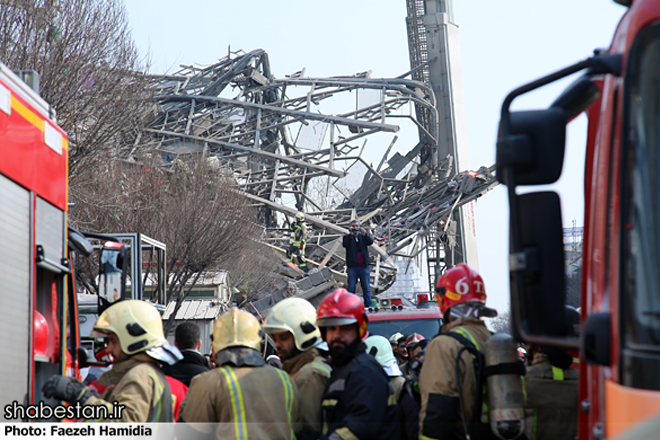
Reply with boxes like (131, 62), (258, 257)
(70, 156), (275, 332)
(489, 309), (511, 334)
(304, 176), (352, 212)
(0, 0), (150, 177)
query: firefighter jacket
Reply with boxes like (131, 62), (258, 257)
(391, 375), (405, 401)
(83, 353), (173, 422)
(290, 221), (307, 247)
(418, 317), (491, 440)
(524, 352), (578, 440)
(283, 348), (332, 439)
(178, 347), (300, 440)
(321, 344), (400, 440)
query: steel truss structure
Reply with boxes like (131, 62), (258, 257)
(133, 48), (497, 294)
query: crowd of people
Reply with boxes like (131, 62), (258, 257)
(42, 263), (578, 440)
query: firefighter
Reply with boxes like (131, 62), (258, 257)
(389, 332), (404, 357)
(178, 307), (300, 439)
(263, 297), (331, 440)
(400, 332), (426, 378)
(395, 334), (409, 365)
(419, 263), (497, 440)
(523, 306), (580, 440)
(288, 211), (308, 272)
(365, 335), (420, 440)
(42, 300), (182, 422)
(364, 335), (405, 399)
(316, 288), (399, 440)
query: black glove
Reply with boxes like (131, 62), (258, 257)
(42, 375), (93, 404)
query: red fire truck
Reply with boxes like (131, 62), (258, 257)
(0, 62), (127, 421)
(367, 294), (442, 339)
(496, 0), (660, 438)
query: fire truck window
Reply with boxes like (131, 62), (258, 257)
(368, 319), (441, 340)
(622, 23), (660, 347)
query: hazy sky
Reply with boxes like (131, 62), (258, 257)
(124, 0), (626, 314)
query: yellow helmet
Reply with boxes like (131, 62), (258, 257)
(91, 300), (170, 357)
(213, 307), (263, 353)
(296, 212), (305, 221)
(263, 298), (321, 352)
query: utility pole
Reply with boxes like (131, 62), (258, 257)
(406, 0), (480, 287)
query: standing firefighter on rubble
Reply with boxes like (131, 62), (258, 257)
(179, 307), (300, 439)
(263, 297), (331, 440)
(42, 300), (182, 422)
(288, 212), (308, 272)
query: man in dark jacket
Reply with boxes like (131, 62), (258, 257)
(316, 289), (399, 440)
(342, 219), (374, 307)
(162, 321), (209, 386)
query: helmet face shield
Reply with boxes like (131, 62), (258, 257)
(316, 317), (358, 327)
(382, 358), (403, 377)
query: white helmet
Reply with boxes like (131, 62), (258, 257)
(91, 300), (181, 365)
(364, 335), (402, 377)
(296, 212), (305, 221)
(263, 298), (321, 352)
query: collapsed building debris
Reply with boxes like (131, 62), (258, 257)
(132, 47), (497, 313)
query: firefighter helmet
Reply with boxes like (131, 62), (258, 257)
(389, 332), (404, 344)
(316, 288), (368, 340)
(435, 263), (487, 315)
(263, 298), (321, 352)
(406, 332), (425, 348)
(296, 212), (305, 221)
(213, 307), (263, 353)
(33, 311), (49, 358)
(90, 300), (180, 364)
(364, 335), (402, 377)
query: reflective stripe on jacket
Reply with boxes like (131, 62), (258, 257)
(322, 346), (399, 440)
(179, 363), (300, 439)
(524, 353), (578, 440)
(418, 317), (491, 440)
(283, 349), (331, 436)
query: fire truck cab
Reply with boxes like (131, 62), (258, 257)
(496, 0), (660, 438)
(367, 294), (442, 340)
(0, 62), (126, 421)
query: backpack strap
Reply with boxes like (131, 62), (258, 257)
(438, 331), (486, 425)
(440, 331), (478, 352)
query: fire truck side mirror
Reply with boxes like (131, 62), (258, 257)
(496, 107), (566, 186)
(68, 228), (93, 257)
(509, 192), (567, 339)
(77, 346), (91, 369)
(98, 241), (127, 314)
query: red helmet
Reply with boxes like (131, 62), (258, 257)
(406, 333), (425, 347)
(316, 288), (368, 340)
(435, 264), (487, 315)
(33, 311), (49, 358)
